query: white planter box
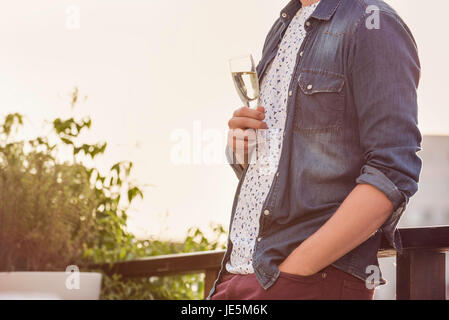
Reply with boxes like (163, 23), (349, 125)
(0, 272), (102, 300)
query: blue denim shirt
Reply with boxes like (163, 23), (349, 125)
(207, 0), (422, 299)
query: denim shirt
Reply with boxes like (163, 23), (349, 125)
(207, 0), (422, 299)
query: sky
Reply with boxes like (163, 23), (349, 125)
(0, 0), (448, 241)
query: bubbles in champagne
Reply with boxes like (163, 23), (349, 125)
(232, 71), (260, 108)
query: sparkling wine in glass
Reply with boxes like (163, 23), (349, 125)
(229, 54), (260, 109)
(229, 54), (262, 165)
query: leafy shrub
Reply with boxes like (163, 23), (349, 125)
(100, 224), (227, 300)
(0, 89), (227, 299)
(0, 114), (97, 271)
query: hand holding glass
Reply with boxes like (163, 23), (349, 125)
(228, 54), (263, 165)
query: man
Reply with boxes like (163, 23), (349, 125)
(209, 0), (422, 300)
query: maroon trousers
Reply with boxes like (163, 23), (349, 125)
(210, 265), (374, 300)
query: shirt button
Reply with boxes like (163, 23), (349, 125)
(305, 21), (311, 27)
(307, 84), (313, 90)
(264, 209), (271, 216)
(276, 172), (280, 178)
(257, 237), (263, 242)
(282, 13), (288, 18)
(288, 90), (293, 96)
(322, 272), (327, 279)
(299, 51), (304, 57)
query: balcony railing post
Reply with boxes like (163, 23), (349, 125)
(94, 226), (449, 300)
(396, 249), (446, 300)
(204, 268), (220, 300)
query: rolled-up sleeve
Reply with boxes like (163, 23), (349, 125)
(350, 11), (423, 252)
(225, 145), (245, 180)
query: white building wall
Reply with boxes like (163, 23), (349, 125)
(375, 135), (449, 300)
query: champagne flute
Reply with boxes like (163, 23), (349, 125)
(229, 54), (261, 165)
(229, 54), (260, 109)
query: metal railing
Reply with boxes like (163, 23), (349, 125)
(99, 226), (449, 300)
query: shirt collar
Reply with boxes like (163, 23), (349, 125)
(279, 0), (342, 24)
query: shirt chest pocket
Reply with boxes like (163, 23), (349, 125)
(294, 70), (345, 134)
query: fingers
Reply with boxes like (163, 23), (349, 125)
(233, 106), (265, 119)
(229, 106), (267, 130)
(228, 128), (257, 141)
(228, 117), (268, 130)
(256, 106), (265, 113)
(227, 129), (257, 148)
(227, 129), (258, 161)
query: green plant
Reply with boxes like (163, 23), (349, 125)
(100, 223), (227, 300)
(0, 89), (228, 299)
(0, 113), (98, 271)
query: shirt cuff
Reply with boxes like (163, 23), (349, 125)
(355, 164), (408, 253)
(225, 145), (244, 179)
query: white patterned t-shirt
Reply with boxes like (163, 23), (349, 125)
(226, 3), (319, 275)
